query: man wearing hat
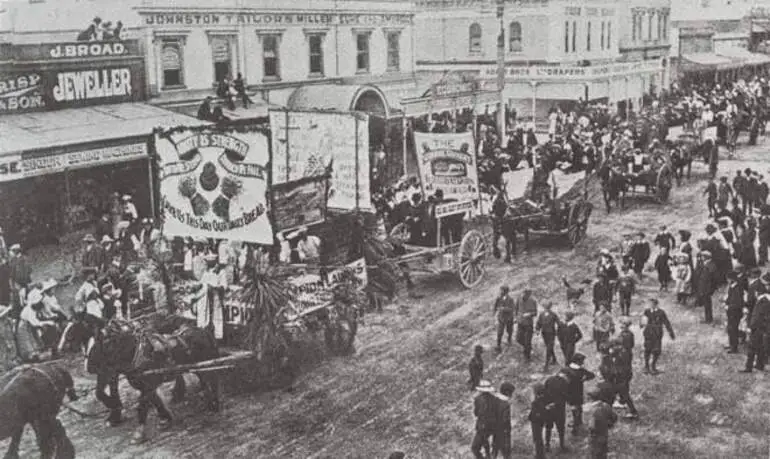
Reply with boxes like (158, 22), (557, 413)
(585, 382), (618, 459)
(641, 298), (675, 375)
(630, 232), (650, 280)
(121, 194), (138, 223)
(717, 176), (733, 210)
(100, 235), (118, 271)
(528, 382), (550, 459)
(8, 243), (31, 319)
(514, 289), (538, 361)
(40, 279), (66, 324)
(758, 205), (770, 266)
(494, 286), (516, 352)
(16, 288), (52, 362)
(742, 273), (770, 372)
(694, 250), (719, 324)
(471, 380), (497, 459)
(724, 271), (745, 354)
(81, 234), (105, 273)
(468, 344), (484, 391)
(491, 382), (515, 459)
(558, 310), (583, 364)
(704, 178), (718, 217)
(558, 353), (595, 435)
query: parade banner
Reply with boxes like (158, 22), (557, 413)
(413, 131), (480, 202)
(269, 110), (372, 211)
(154, 128), (273, 244)
(271, 175), (328, 232)
(288, 258), (368, 314)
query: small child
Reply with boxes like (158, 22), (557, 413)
(536, 302), (561, 368)
(468, 344), (484, 391)
(673, 253), (692, 305)
(616, 265), (636, 317)
(618, 318), (635, 362)
(558, 310), (583, 364)
(654, 247), (672, 292)
(593, 303), (615, 352)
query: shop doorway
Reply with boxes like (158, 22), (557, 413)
(211, 36), (233, 84)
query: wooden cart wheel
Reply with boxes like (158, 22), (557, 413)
(388, 222), (410, 243)
(656, 165), (673, 203)
(566, 202), (586, 247)
(457, 230), (487, 289)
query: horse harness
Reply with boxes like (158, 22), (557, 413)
(1, 364), (62, 399)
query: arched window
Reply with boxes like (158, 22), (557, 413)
(161, 41), (183, 88)
(469, 23), (482, 53)
(509, 22), (522, 52)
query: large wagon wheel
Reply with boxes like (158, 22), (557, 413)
(566, 201), (591, 247)
(457, 230), (487, 289)
(655, 165), (673, 203)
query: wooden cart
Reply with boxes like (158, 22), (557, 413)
(388, 200), (488, 289)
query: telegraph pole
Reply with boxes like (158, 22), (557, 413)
(496, 0), (506, 144)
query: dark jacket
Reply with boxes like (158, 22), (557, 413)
(536, 311), (560, 335)
(725, 282), (745, 312)
(593, 281), (612, 307)
(693, 260), (719, 298)
(9, 255), (31, 287)
(619, 329), (635, 352)
(749, 294), (770, 331)
(82, 246), (106, 271)
(474, 392), (498, 432)
(589, 401), (617, 437)
(559, 365), (595, 406)
(738, 227), (758, 268)
(759, 215), (770, 241)
(558, 321), (583, 347)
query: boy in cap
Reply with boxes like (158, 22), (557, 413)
(557, 310), (583, 364)
(558, 353), (595, 435)
(641, 298), (675, 375)
(593, 303), (615, 352)
(468, 344), (484, 391)
(493, 286), (515, 352)
(471, 380), (497, 459)
(617, 264), (636, 316)
(536, 302), (561, 368)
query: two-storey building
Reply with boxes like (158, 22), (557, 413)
(617, 0), (671, 91)
(414, 0), (665, 126)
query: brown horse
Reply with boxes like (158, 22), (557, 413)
(0, 362), (78, 459)
(85, 318), (221, 443)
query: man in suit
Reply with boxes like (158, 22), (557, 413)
(491, 382), (515, 459)
(724, 271), (745, 354)
(559, 353), (595, 435)
(694, 251), (719, 324)
(471, 380), (497, 459)
(741, 272), (770, 373)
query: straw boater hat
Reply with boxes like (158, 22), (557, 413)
(26, 289), (43, 305)
(101, 235), (113, 244)
(9, 244), (20, 253)
(600, 248), (611, 257)
(761, 272), (770, 285)
(476, 380), (494, 392)
(82, 234), (96, 243)
(122, 194), (132, 201)
(41, 279), (57, 292)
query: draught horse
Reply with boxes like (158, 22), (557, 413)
(0, 362), (78, 459)
(85, 318), (221, 443)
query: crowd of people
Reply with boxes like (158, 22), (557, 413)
(461, 75), (770, 459)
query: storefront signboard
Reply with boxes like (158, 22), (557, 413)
(413, 131), (479, 203)
(269, 110), (372, 212)
(143, 12), (412, 27)
(481, 60), (663, 81)
(270, 175), (328, 232)
(0, 143), (148, 183)
(0, 63), (144, 114)
(154, 128), (273, 245)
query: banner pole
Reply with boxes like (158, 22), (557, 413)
(285, 109), (290, 183)
(355, 115), (360, 210)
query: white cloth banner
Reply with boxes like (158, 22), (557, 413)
(269, 110), (372, 211)
(154, 129), (273, 244)
(413, 131), (480, 203)
(288, 258), (368, 314)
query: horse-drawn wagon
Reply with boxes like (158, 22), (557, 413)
(494, 167), (594, 260)
(387, 200), (489, 289)
(600, 143), (674, 211)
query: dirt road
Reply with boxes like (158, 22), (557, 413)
(9, 143), (770, 458)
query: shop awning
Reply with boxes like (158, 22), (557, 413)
(286, 84), (393, 118)
(0, 103), (207, 157)
(717, 47), (770, 66)
(680, 53), (745, 71)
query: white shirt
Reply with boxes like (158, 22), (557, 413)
(123, 202), (138, 220)
(20, 305), (45, 327)
(42, 294), (64, 318)
(183, 249), (194, 271)
(218, 241), (231, 266)
(298, 235), (321, 261)
(75, 281), (98, 306)
(279, 240), (292, 263)
(86, 298), (104, 319)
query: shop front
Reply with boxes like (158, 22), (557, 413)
(0, 40), (202, 249)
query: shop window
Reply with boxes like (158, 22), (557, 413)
(587, 21), (592, 51)
(509, 22), (522, 52)
(564, 21), (569, 53)
(387, 31), (401, 71)
(211, 36), (232, 84)
(161, 40), (184, 88)
(262, 35), (280, 80)
(662, 14), (668, 39)
(469, 23), (482, 54)
(356, 32), (370, 73)
(308, 34), (325, 76)
(607, 21), (612, 49)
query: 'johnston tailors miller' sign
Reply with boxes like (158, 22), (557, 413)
(0, 40), (145, 114)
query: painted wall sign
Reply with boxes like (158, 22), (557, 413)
(0, 143), (148, 182)
(142, 12), (412, 27)
(0, 63), (144, 114)
(480, 60), (663, 81)
(0, 72), (45, 112)
(48, 42), (129, 59)
(5, 40), (141, 62)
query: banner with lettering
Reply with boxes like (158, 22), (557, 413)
(288, 258), (368, 314)
(154, 128), (273, 244)
(269, 110), (372, 211)
(413, 131), (480, 202)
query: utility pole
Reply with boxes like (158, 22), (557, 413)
(496, 0), (506, 144)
